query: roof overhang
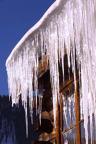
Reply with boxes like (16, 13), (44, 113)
(6, 0), (66, 66)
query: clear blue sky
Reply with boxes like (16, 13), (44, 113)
(0, 0), (55, 95)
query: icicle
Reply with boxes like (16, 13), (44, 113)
(64, 139), (68, 144)
(6, 0), (96, 142)
(38, 94), (43, 125)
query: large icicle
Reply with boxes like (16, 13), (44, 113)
(6, 0), (96, 143)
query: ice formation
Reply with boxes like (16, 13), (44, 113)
(6, 0), (96, 143)
(63, 94), (75, 129)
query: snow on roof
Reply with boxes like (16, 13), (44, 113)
(6, 0), (63, 66)
(5, 0), (96, 142)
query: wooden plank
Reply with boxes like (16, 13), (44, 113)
(56, 94), (63, 144)
(74, 80), (81, 144)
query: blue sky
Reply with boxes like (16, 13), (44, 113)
(0, 0), (54, 95)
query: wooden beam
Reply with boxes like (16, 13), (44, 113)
(74, 80), (81, 144)
(56, 94), (64, 144)
(56, 97), (60, 144)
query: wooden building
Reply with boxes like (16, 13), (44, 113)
(32, 54), (81, 144)
(6, 0), (96, 143)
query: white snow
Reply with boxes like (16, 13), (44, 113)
(6, 0), (96, 143)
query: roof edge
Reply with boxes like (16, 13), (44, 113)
(6, 0), (61, 66)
